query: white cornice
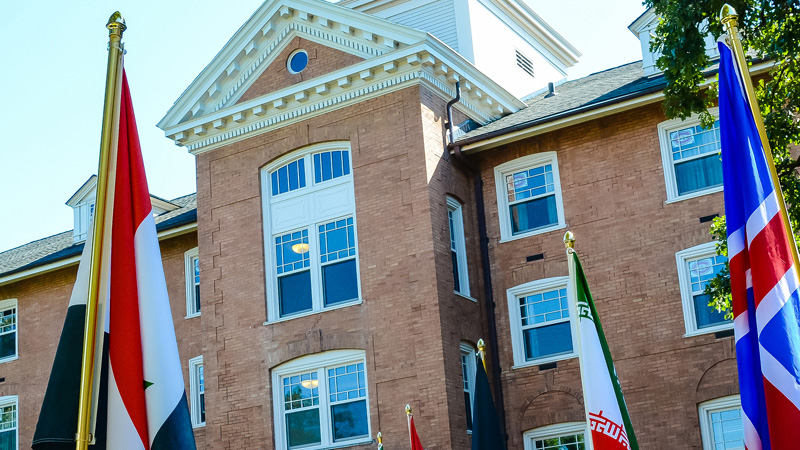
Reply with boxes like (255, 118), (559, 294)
(163, 35), (525, 155)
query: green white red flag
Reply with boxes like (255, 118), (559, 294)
(568, 250), (639, 450)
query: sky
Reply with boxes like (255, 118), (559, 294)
(0, 0), (645, 253)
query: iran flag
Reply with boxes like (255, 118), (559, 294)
(33, 70), (196, 450)
(568, 250), (639, 450)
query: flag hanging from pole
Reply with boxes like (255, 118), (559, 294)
(407, 413), (424, 450)
(718, 38), (800, 450)
(568, 249), (638, 450)
(470, 356), (505, 450)
(33, 69), (197, 450)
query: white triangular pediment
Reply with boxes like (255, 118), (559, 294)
(159, 0), (528, 155)
(159, 0), (428, 130)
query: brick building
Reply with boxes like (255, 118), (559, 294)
(0, 2), (760, 449)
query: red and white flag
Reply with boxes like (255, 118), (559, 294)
(33, 69), (196, 450)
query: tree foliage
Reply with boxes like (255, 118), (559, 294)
(645, 0), (800, 317)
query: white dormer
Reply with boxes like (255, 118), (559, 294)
(66, 176), (180, 243)
(629, 7), (719, 77)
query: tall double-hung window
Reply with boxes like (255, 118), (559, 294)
(494, 152), (565, 241)
(262, 143), (361, 322)
(507, 277), (577, 367)
(658, 111), (723, 202)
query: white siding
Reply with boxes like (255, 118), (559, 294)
(466, 0), (564, 98)
(387, 0), (459, 51)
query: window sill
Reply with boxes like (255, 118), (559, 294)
(265, 299), (362, 325)
(499, 223), (567, 244)
(455, 291), (477, 302)
(185, 312), (201, 320)
(192, 423), (206, 429)
(512, 352), (576, 369)
(665, 186), (723, 204)
(683, 323), (734, 338)
(0, 355), (18, 364)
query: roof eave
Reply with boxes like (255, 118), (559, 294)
(457, 60), (774, 153)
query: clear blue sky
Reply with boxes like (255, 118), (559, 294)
(0, 0), (645, 253)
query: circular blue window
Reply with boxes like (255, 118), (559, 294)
(287, 50), (309, 74)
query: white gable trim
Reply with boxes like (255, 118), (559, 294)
(159, 0), (428, 130)
(66, 175), (97, 207)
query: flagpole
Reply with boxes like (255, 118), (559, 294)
(719, 4), (800, 268)
(564, 231), (596, 450)
(377, 431), (383, 450)
(74, 12), (126, 450)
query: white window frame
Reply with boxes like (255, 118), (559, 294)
(658, 108), (723, 203)
(261, 142), (362, 323)
(188, 356), (205, 428)
(507, 277), (577, 368)
(0, 299), (18, 364)
(460, 342), (477, 433)
(447, 197), (471, 298)
(523, 422), (590, 450)
(184, 248), (200, 318)
(676, 242), (732, 337)
(494, 152), (566, 243)
(698, 395), (743, 450)
(271, 350), (371, 450)
(0, 395), (18, 450)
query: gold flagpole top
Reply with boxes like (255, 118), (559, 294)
(405, 404), (412, 416)
(377, 432), (382, 444)
(476, 338), (487, 370)
(564, 231), (575, 252)
(107, 12), (126, 36)
(720, 4), (738, 30)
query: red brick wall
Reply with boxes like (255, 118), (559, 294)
(236, 36), (364, 104)
(0, 232), (200, 449)
(471, 103), (736, 449)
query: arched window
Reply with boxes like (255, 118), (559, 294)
(271, 350), (371, 450)
(261, 143), (361, 322)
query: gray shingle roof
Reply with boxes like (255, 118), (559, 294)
(456, 61), (667, 143)
(0, 193), (197, 279)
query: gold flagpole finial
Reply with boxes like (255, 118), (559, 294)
(564, 231), (575, 253)
(477, 338), (487, 370)
(106, 11), (126, 36)
(720, 4), (738, 30)
(377, 432), (383, 444)
(405, 404), (412, 416)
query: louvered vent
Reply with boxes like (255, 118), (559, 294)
(516, 49), (534, 78)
